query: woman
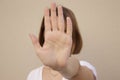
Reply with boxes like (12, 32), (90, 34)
(28, 3), (97, 80)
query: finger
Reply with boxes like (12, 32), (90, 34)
(58, 5), (65, 32)
(29, 34), (41, 50)
(44, 7), (51, 32)
(51, 3), (58, 30)
(66, 17), (72, 36)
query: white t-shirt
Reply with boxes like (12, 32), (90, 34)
(27, 61), (97, 80)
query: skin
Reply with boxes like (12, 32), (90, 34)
(29, 3), (95, 80)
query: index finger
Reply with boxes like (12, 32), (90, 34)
(44, 7), (51, 32)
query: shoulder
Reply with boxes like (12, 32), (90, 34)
(27, 66), (43, 80)
(80, 60), (98, 80)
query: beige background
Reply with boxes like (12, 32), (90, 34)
(0, 0), (120, 80)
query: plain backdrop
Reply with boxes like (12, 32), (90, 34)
(0, 0), (120, 80)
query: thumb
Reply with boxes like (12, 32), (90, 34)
(29, 33), (41, 49)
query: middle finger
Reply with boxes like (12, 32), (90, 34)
(51, 3), (58, 30)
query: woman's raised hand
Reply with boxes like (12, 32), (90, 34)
(29, 3), (72, 70)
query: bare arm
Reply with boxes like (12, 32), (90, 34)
(58, 56), (95, 80)
(29, 3), (96, 80)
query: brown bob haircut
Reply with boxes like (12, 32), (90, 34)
(39, 6), (83, 54)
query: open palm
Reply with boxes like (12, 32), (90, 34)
(29, 3), (72, 69)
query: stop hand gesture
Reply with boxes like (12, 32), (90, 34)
(29, 3), (72, 70)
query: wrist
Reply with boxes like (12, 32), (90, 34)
(70, 64), (81, 79)
(58, 56), (80, 79)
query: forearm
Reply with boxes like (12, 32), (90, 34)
(70, 66), (95, 80)
(58, 56), (95, 80)
(58, 56), (80, 79)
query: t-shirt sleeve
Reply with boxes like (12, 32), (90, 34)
(80, 61), (98, 80)
(27, 67), (41, 80)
